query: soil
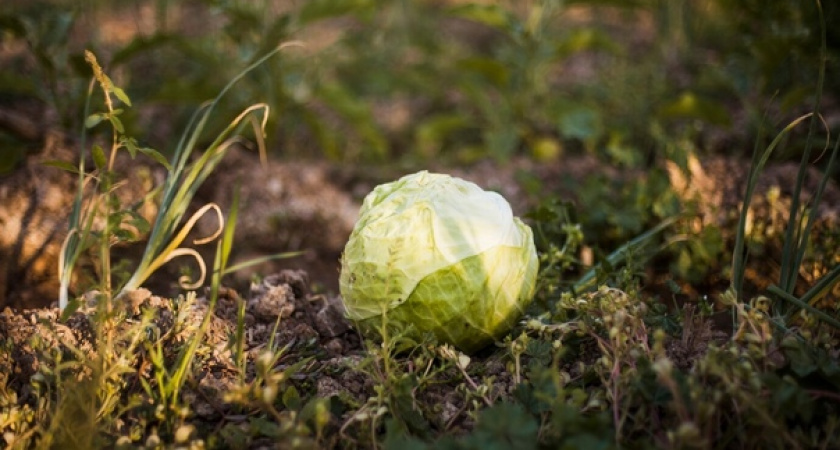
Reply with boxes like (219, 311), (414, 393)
(0, 270), (368, 447)
(0, 267), (527, 447)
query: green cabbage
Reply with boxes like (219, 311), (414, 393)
(339, 171), (538, 353)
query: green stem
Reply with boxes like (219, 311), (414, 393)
(574, 216), (678, 292)
(779, 0), (826, 293)
(767, 284), (840, 330)
(731, 113), (813, 300)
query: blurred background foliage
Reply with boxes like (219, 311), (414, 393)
(0, 0), (836, 289)
(2, 0), (836, 166)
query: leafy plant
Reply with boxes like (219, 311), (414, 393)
(0, 43), (315, 448)
(340, 171), (538, 354)
(730, 1), (840, 330)
(55, 50), (161, 311)
(56, 43), (305, 311)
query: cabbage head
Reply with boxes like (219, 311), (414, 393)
(339, 171), (538, 354)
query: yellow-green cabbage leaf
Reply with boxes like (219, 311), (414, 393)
(339, 171), (538, 353)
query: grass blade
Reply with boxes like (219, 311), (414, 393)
(222, 252), (305, 276)
(120, 42), (303, 296)
(730, 113), (813, 300)
(798, 262), (840, 307)
(574, 215), (679, 292)
(788, 131), (838, 291)
(767, 283), (840, 330)
(779, 0), (827, 294)
(59, 78), (95, 310)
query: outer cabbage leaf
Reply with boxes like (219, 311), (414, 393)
(340, 171), (538, 353)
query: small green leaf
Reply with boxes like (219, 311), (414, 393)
(525, 339), (553, 367)
(282, 385), (301, 410)
(122, 136), (139, 158)
(92, 144), (107, 170)
(111, 86), (132, 106)
(85, 113), (104, 129)
(108, 209), (134, 229)
(138, 147), (172, 170)
(112, 228), (138, 242)
(109, 115), (125, 133)
(43, 159), (81, 174)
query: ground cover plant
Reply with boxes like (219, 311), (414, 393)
(1, 0), (839, 449)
